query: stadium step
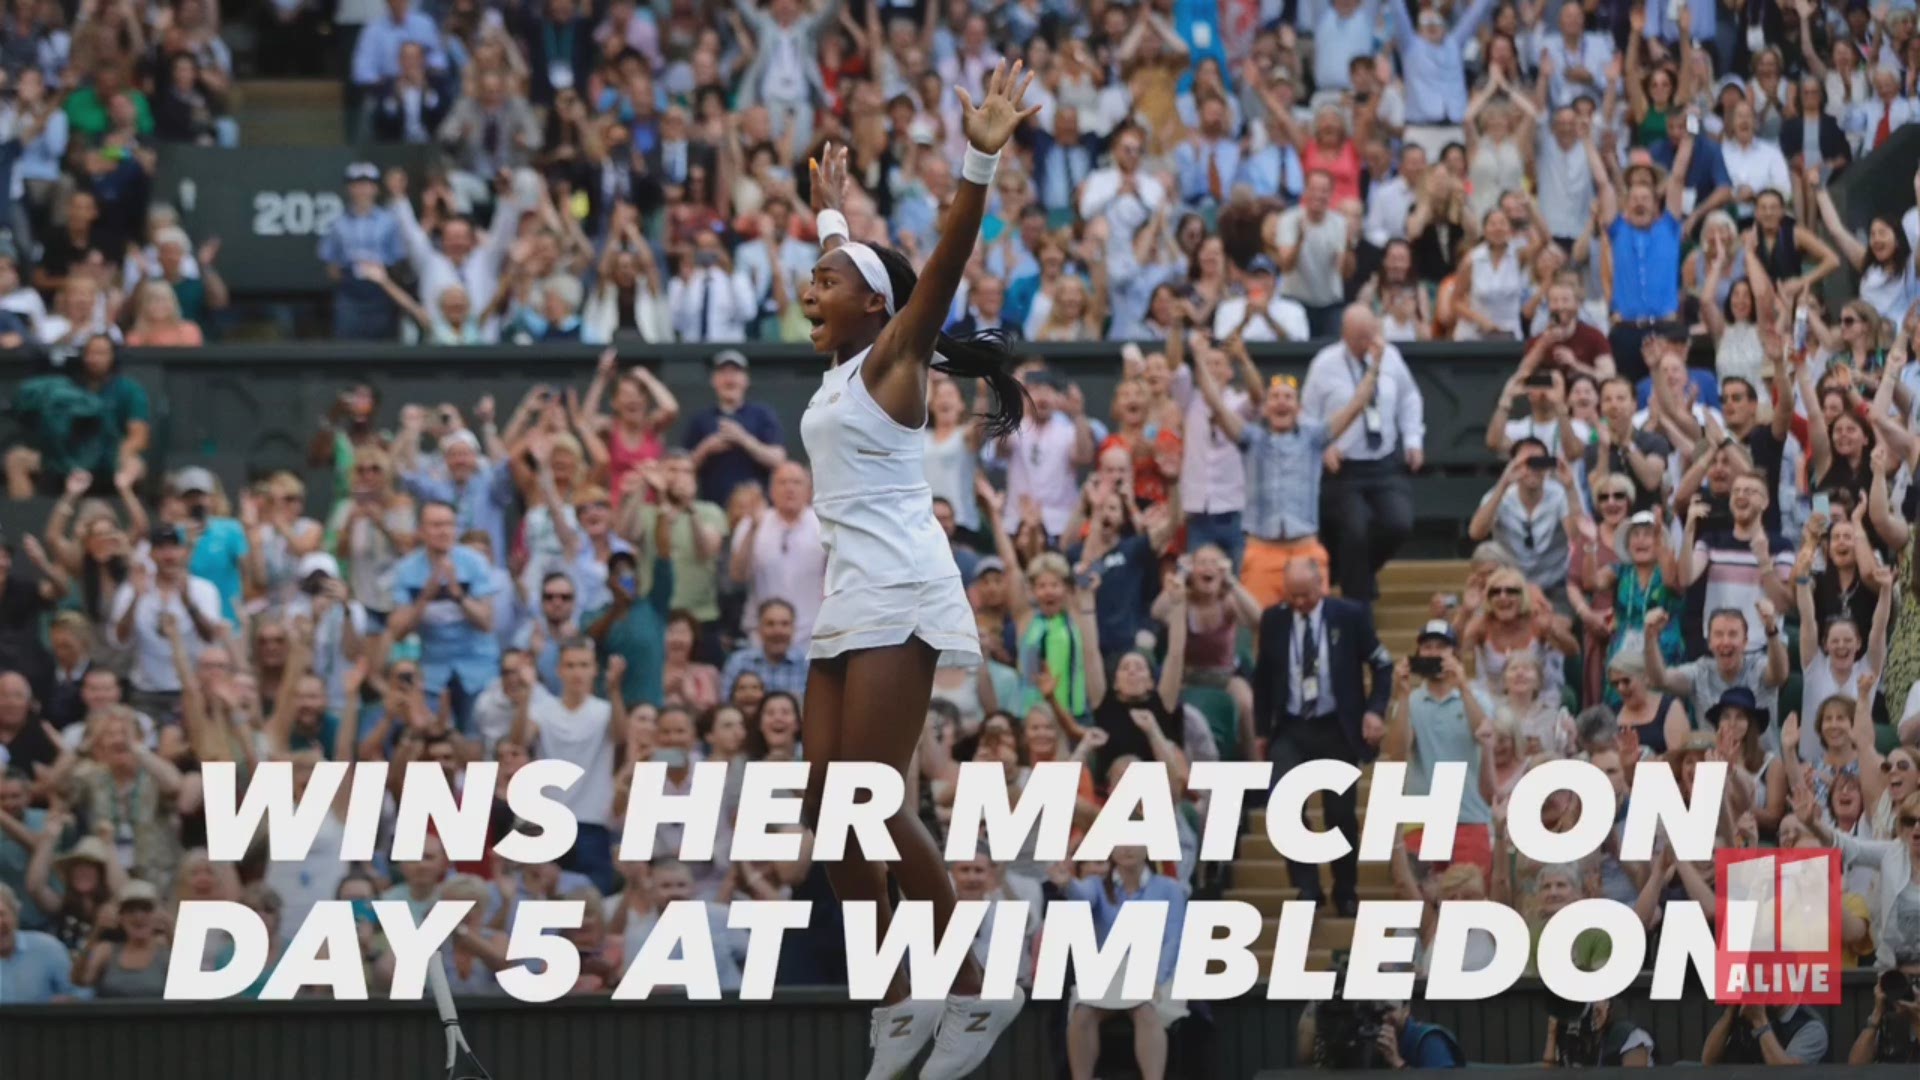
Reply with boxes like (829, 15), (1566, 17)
(1226, 563), (1469, 970)
(1223, 885), (1400, 915)
(233, 79), (346, 146)
(1233, 839), (1399, 885)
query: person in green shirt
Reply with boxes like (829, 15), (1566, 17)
(622, 453), (726, 624)
(63, 64), (154, 141)
(584, 540), (674, 708)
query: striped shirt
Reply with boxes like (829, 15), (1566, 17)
(1240, 417), (1329, 541)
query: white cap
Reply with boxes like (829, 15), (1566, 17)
(171, 466), (217, 495)
(298, 552), (341, 579)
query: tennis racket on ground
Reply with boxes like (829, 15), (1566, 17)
(427, 954), (494, 1080)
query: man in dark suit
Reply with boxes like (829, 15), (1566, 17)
(368, 42), (450, 145)
(1252, 557), (1393, 916)
(643, 107), (718, 205)
(1023, 104), (1103, 219)
(517, 0), (595, 106)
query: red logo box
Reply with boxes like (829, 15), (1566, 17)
(1713, 849), (1842, 1006)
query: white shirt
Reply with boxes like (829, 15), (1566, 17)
(1302, 340), (1426, 461)
(107, 577), (224, 693)
(732, 508), (826, 649)
(667, 267), (756, 343)
(996, 411), (1081, 537)
(1720, 136), (1792, 210)
(392, 194), (524, 311)
(1362, 174), (1416, 248)
(1182, 386), (1251, 515)
(1077, 168), (1166, 261)
(1213, 294), (1312, 342)
(526, 686), (616, 828)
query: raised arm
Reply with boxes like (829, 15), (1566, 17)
(1158, 589), (1188, 714)
(1195, 330), (1248, 444)
(843, 62), (1039, 400)
(1809, 177), (1867, 270)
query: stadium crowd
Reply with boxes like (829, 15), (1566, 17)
(8, 0), (1920, 1074)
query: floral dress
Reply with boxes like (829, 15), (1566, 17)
(1881, 529), (1920, 725)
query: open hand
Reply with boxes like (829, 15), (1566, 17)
(956, 60), (1042, 156)
(809, 141), (849, 215)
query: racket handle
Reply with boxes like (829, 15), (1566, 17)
(427, 953), (460, 1027)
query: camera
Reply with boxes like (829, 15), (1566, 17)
(1409, 655), (1444, 679)
(1549, 998), (1602, 1066)
(299, 571), (328, 596)
(188, 504), (209, 522)
(1876, 972), (1920, 1062)
(1312, 998), (1395, 1069)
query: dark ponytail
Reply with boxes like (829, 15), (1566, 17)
(873, 245), (1030, 439)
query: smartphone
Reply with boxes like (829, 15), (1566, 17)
(654, 747), (690, 769)
(618, 573), (638, 594)
(396, 670), (416, 688)
(1073, 569), (1097, 591)
(1523, 372), (1556, 388)
(1524, 455), (1556, 471)
(1409, 655), (1444, 679)
(1684, 113), (1700, 136)
(350, 899), (378, 925)
(1813, 493), (1831, 517)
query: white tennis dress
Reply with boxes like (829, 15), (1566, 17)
(801, 347), (981, 669)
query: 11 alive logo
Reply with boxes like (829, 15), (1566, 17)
(1714, 849), (1843, 1006)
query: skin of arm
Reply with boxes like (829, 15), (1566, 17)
(1073, 582), (1107, 709)
(1157, 592), (1187, 713)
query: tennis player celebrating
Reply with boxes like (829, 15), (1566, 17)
(800, 61), (1036, 1080)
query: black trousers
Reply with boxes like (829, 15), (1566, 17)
(1322, 457), (1413, 602)
(1607, 320), (1660, 384)
(1268, 715), (1361, 904)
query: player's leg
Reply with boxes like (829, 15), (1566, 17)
(835, 639), (984, 996)
(807, 653), (943, 1079)
(836, 639), (1027, 1079)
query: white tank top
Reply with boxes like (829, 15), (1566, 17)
(800, 349), (960, 596)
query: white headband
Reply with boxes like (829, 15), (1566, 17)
(840, 242), (896, 315)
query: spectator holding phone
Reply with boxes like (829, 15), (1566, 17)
(1383, 621), (1495, 874)
(1467, 437), (1583, 600)
(585, 530), (675, 708)
(326, 445), (418, 625)
(387, 501), (501, 731)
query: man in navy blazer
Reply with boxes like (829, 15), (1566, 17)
(1253, 557), (1393, 916)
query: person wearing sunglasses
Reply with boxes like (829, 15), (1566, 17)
(1466, 437), (1584, 606)
(1567, 475), (1634, 705)
(515, 571), (579, 694)
(1792, 782), (1920, 978)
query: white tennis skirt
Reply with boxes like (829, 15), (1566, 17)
(807, 576), (982, 670)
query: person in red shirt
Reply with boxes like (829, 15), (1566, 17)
(1098, 378), (1182, 509)
(1523, 277), (1615, 380)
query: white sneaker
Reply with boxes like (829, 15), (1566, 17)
(865, 999), (945, 1080)
(918, 986), (1027, 1080)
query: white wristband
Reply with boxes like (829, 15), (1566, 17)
(816, 208), (850, 242)
(962, 145), (1001, 186)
